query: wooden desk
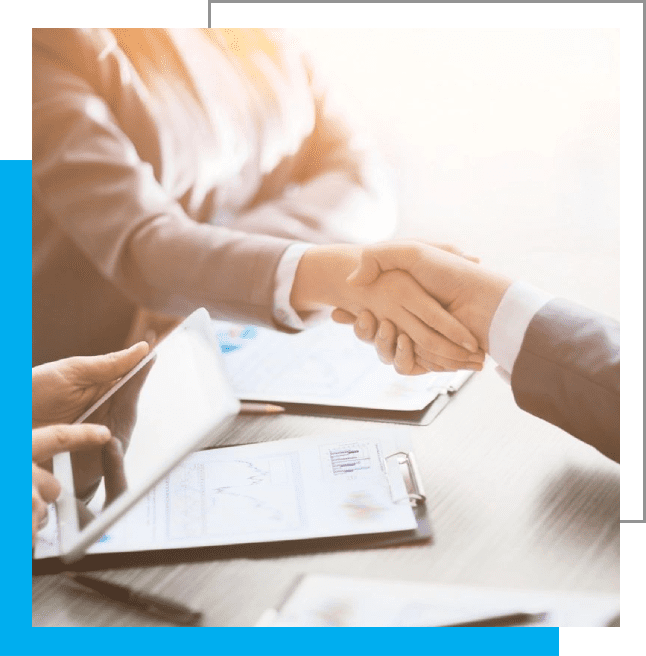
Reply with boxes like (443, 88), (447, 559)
(32, 366), (619, 626)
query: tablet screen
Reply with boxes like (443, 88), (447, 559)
(54, 309), (239, 559)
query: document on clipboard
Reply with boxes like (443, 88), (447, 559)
(211, 319), (474, 425)
(34, 428), (431, 562)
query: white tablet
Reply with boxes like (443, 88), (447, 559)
(52, 308), (240, 562)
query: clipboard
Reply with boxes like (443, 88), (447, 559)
(269, 378), (471, 426)
(214, 319), (476, 426)
(33, 430), (432, 574)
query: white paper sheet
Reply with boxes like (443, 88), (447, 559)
(212, 320), (473, 411)
(34, 430), (418, 558)
(256, 574), (619, 627)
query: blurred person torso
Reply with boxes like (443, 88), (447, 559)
(33, 28), (373, 364)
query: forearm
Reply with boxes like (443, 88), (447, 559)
(125, 218), (293, 322)
(290, 244), (363, 313)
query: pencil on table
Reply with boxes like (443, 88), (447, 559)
(239, 402), (286, 415)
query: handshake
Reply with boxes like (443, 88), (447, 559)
(290, 241), (514, 375)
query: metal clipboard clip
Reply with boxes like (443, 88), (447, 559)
(386, 451), (426, 507)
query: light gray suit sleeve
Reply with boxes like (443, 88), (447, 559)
(511, 298), (619, 462)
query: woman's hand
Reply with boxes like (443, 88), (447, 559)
(32, 342), (150, 428)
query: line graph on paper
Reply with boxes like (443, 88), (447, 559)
(165, 453), (305, 540)
(228, 342), (375, 399)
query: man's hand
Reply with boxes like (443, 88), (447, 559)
(332, 242), (513, 374)
(32, 342), (150, 428)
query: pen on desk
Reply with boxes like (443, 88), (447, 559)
(239, 402), (285, 415)
(65, 573), (203, 626)
(436, 611), (548, 627)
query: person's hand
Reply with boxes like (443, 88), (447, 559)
(331, 243), (484, 374)
(74, 356), (154, 503)
(333, 242), (513, 374)
(32, 342), (150, 428)
(290, 244), (485, 370)
(343, 268), (487, 372)
(32, 423), (111, 546)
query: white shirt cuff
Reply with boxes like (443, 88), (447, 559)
(272, 243), (315, 330)
(488, 280), (554, 377)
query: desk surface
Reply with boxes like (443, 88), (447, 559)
(32, 365), (619, 627)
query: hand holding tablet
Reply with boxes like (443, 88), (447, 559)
(34, 308), (239, 561)
(32, 343), (151, 428)
(32, 424), (111, 547)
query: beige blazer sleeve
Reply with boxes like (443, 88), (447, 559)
(32, 31), (295, 327)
